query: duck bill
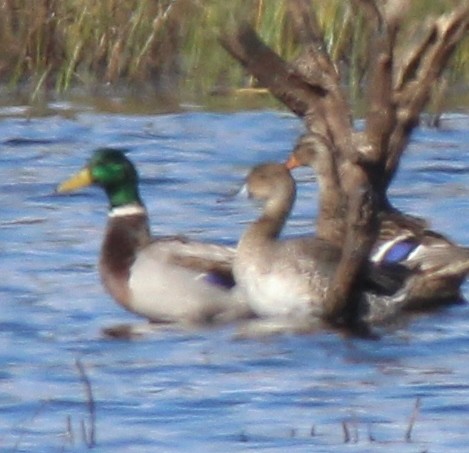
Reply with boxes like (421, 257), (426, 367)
(56, 167), (93, 193)
(285, 154), (300, 170)
(237, 182), (250, 199)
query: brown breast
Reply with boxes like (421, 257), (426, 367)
(99, 213), (151, 310)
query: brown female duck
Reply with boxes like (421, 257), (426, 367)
(57, 148), (249, 325)
(286, 144), (469, 309)
(233, 162), (407, 325)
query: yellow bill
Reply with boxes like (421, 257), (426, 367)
(56, 167), (93, 193)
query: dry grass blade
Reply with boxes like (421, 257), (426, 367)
(351, 0), (383, 29)
(0, 0), (466, 100)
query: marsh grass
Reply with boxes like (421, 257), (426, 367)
(0, 0), (467, 106)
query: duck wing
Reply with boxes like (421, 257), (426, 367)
(289, 236), (410, 296)
(144, 236), (237, 288)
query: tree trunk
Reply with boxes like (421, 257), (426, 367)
(220, 0), (469, 324)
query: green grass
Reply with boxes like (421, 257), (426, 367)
(0, 0), (467, 106)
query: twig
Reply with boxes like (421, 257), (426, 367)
(75, 358), (97, 448)
(342, 420), (351, 443)
(64, 414), (75, 446)
(367, 423), (376, 442)
(405, 397), (421, 442)
(342, 419), (360, 443)
(310, 424), (316, 436)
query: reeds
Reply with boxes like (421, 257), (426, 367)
(0, 0), (467, 104)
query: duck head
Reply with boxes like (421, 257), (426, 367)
(246, 162), (296, 203)
(57, 148), (143, 208)
(285, 139), (320, 170)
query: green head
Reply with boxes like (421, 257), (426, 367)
(57, 148), (143, 208)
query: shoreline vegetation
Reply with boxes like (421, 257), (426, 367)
(0, 0), (468, 111)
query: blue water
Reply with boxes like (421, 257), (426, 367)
(1, 105), (469, 452)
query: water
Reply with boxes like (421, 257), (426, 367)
(0, 104), (469, 452)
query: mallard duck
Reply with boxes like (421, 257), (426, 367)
(57, 148), (250, 325)
(232, 162), (408, 327)
(286, 143), (469, 309)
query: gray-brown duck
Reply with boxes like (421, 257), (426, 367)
(233, 162), (408, 326)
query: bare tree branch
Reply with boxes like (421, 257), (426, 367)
(286, 0), (324, 47)
(385, 5), (469, 188)
(219, 23), (326, 118)
(364, 23), (396, 164)
(221, 1), (468, 327)
(324, 173), (379, 321)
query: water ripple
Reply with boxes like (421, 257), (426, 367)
(0, 109), (469, 451)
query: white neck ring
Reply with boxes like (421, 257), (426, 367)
(109, 204), (146, 218)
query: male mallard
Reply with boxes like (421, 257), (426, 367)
(286, 144), (469, 309)
(233, 162), (408, 327)
(57, 148), (250, 325)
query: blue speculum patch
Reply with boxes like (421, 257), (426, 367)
(204, 272), (236, 289)
(382, 240), (419, 263)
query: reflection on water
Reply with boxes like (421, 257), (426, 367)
(0, 106), (469, 452)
